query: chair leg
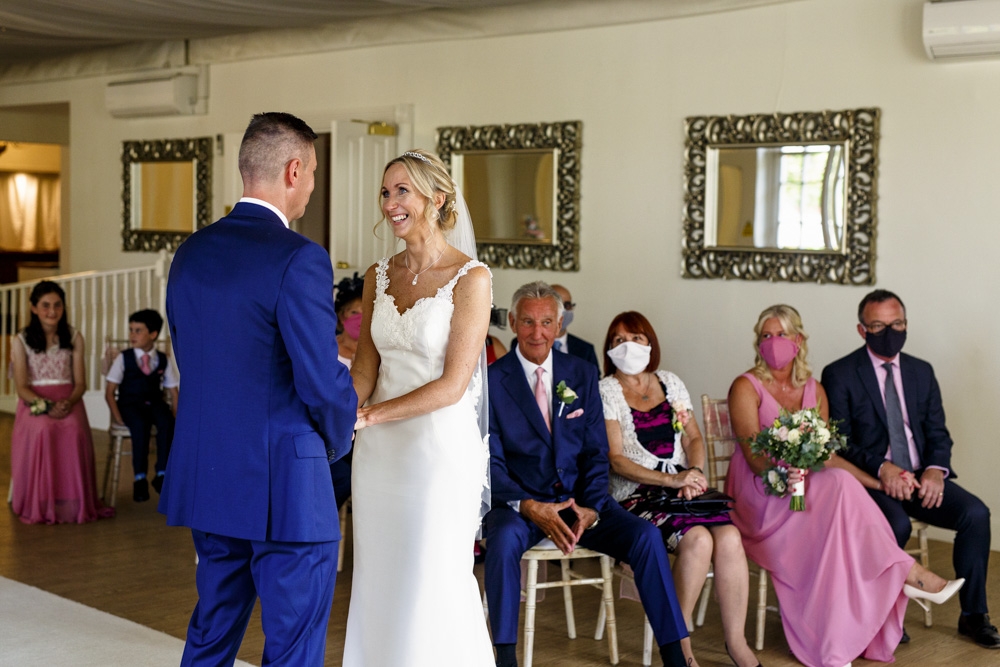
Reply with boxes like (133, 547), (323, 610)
(107, 434), (125, 509)
(482, 588), (489, 621)
(918, 527), (932, 627)
(755, 568), (768, 651)
(595, 595), (606, 640)
(337, 501), (348, 573)
(560, 560), (578, 639)
(524, 559), (539, 667)
(696, 571), (713, 627)
(642, 615), (653, 667)
(599, 555), (619, 665)
(101, 435), (115, 502)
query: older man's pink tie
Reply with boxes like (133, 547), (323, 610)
(534, 367), (550, 432)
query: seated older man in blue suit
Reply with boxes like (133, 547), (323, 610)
(485, 281), (691, 667)
(822, 289), (998, 649)
(160, 112), (358, 666)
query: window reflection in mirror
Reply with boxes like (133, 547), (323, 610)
(453, 150), (556, 245)
(132, 160), (196, 232)
(705, 143), (846, 252)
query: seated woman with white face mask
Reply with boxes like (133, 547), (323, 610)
(599, 311), (758, 667)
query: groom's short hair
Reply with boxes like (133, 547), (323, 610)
(510, 281), (564, 321)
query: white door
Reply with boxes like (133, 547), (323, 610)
(329, 120), (397, 273)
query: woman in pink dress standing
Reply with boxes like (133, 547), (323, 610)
(9, 281), (113, 524)
(727, 304), (961, 667)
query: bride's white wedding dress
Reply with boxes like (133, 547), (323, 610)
(342, 257), (494, 667)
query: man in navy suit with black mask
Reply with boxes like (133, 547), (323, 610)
(485, 281), (690, 667)
(823, 289), (998, 649)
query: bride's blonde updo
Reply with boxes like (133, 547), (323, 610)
(380, 149), (458, 232)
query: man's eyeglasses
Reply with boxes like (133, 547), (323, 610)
(862, 319), (907, 334)
(563, 301), (576, 310)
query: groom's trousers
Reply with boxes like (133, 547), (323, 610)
(183, 530), (337, 666)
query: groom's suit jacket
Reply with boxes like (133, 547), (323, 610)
(159, 202), (357, 543)
(488, 349), (610, 512)
(821, 345), (955, 479)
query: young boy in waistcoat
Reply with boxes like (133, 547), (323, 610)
(104, 309), (178, 502)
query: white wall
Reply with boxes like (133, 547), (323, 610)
(2, 0), (999, 545)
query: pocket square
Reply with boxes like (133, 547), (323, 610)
(566, 408), (584, 419)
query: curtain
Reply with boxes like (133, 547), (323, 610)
(0, 173), (61, 251)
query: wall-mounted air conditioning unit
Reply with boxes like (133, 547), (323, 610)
(923, 0), (1000, 60)
(105, 70), (207, 117)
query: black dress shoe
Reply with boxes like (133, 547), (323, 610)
(133, 478), (150, 502)
(959, 613), (1000, 649)
(899, 627), (910, 644)
(151, 475), (164, 494)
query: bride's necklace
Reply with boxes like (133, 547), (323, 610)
(619, 372), (653, 401)
(404, 245), (446, 286)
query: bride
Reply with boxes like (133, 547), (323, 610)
(344, 149), (495, 666)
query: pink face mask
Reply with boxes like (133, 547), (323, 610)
(759, 336), (799, 370)
(342, 312), (363, 340)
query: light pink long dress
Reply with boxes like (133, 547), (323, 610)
(727, 372), (912, 667)
(10, 331), (113, 524)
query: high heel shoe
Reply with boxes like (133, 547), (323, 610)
(725, 641), (762, 667)
(903, 577), (965, 605)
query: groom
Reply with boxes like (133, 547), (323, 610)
(485, 281), (690, 667)
(161, 112), (357, 665)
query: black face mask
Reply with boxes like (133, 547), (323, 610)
(866, 328), (907, 358)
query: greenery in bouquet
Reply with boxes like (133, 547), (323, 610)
(748, 405), (847, 510)
(28, 397), (52, 416)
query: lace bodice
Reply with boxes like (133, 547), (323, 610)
(19, 329), (77, 386)
(370, 257), (490, 404)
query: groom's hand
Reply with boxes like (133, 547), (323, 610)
(521, 498), (577, 555)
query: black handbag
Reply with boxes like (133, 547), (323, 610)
(649, 488), (735, 516)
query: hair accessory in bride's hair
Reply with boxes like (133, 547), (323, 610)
(402, 151), (433, 165)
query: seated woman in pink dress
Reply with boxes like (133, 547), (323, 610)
(727, 304), (961, 667)
(10, 281), (113, 524)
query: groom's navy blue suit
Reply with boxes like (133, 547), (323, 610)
(161, 202), (357, 664)
(485, 348), (687, 647)
(822, 345), (991, 615)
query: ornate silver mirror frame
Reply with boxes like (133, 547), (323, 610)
(437, 121), (582, 271)
(683, 108), (879, 284)
(122, 137), (212, 252)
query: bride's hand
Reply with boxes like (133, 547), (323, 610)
(354, 407), (374, 430)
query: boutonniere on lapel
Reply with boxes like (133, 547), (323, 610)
(555, 380), (579, 418)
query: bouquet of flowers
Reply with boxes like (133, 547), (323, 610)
(28, 398), (52, 416)
(748, 406), (847, 511)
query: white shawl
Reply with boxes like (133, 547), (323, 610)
(599, 370), (693, 502)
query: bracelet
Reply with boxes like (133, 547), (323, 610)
(690, 466), (704, 474)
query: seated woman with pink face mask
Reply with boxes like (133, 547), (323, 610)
(335, 273), (365, 369)
(727, 304), (962, 667)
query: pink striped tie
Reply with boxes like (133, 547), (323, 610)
(534, 367), (550, 432)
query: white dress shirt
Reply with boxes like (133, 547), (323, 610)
(106, 348), (179, 388)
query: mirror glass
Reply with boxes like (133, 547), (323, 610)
(122, 138), (212, 251)
(132, 161), (196, 232)
(452, 150), (556, 245)
(438, 121), (582, 271)
(705, 143), (846, 252)
(683, 109), (879, 285)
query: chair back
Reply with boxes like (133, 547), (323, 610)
(701, 394), (739, 493)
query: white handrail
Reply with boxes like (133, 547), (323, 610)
(0, 251), (170, 403)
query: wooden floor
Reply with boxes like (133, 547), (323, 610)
(0, 412), (998, 666)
